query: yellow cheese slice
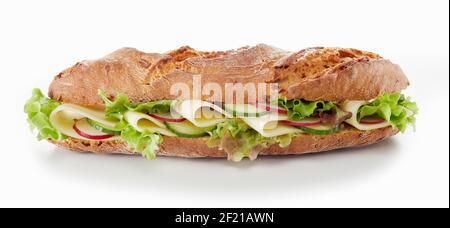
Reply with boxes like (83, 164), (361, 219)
(49, 104), (120, 141)
(124, 111), (176, 136)
(341, 101), (391, 130)
(241, 113), (303, 137)
(172, 100), (231, 127)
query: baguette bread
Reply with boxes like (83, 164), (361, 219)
(43, 44), (410, 158)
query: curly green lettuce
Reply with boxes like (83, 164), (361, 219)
(24, 89), (64, 140)
(207, 119), (296, 162)
(98, 91), (131, 120)
(278, 97), (335, 121)
(358, 92), (418, 132)
(120, 125), (163, 160)
(98, 90), (170, 159)
(98, 90), (172, 120)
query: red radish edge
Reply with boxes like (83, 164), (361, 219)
(360, 117), (386, 124)
(255, 103), (288, 114)
(281, 118), (322, 127)
(73, 121), (114, 140)
(148, 113), (186, 123)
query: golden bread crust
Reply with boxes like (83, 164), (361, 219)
(48, 45), (409, 105)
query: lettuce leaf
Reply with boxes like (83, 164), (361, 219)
(278, 97), (335, 121)
(358, 92), (418, 132)
(132, 100), (173, 114)
(24, 89), (64, 140)
(98, 91), (167, 159)
(120, 125), (163, 160)
(99, 90), (172, 120)
(98, 90), (131, 121)
(207, 119), (297, 162)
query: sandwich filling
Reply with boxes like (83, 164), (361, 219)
(25, 89), (418, 161)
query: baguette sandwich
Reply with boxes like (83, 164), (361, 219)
(24, 44), (418, 161)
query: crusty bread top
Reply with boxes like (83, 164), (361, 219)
(49, 44), (409, 106)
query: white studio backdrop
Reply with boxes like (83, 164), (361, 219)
(0, 0), (448, 208)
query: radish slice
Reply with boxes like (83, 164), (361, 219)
(281, 118), (321, 127)
(360, 116), (386, 124)
(148, 113), (186, 123)
(73, 119), (114, 140)
(255, 103), (288, 114)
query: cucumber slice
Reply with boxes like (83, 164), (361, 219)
(224, 104), (268, 117)
(87, 118), (121, 135)
(165, 121), (214, 138)
(297, 124), (340, 135)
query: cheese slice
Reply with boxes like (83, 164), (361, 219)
(124, 111), (176, 136)
(172, 100), (231, 127)
(241, 113), (303, 137)
(49, 104), (120, 141)
(341, 101), (391, 130)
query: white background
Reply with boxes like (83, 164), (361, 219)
(0, 0), (448, 208)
